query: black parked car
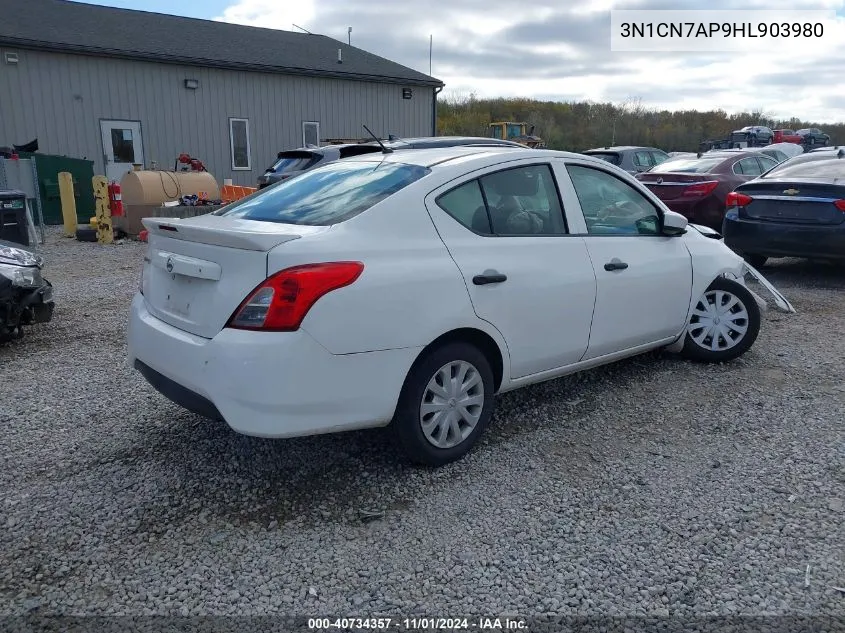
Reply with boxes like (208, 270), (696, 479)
(257, 136), (524, 187)
(795, 128), (830, 147)
(729, 126), (774, 148)
(722, 148), (845, 267)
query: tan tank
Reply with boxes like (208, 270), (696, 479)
(120, 170), (220, 206)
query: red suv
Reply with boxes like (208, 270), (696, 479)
(772, 129), (803, 144)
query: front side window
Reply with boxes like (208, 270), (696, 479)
(566, 164), (661, 236)
(588, 152), (621, 166)
(650, 151), (669, 165)
(217, 160), (430, 225)
(436, 164), (567, 236)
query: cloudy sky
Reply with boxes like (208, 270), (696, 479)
(81, 0), (845, 122)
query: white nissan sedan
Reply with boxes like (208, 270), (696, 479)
(128, 146), (793, 466)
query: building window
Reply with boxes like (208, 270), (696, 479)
(303, 121), (320, 147)
(229, 118), (251, 170)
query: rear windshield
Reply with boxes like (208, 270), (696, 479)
(649, 157), (724, 173)
(761, 154), (845, 179)
(270, 152), (320, 173)
(217, 160), (431, 225)
(586, 152), (621, 165)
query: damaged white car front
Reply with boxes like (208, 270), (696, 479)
(0, 240), (54, 343)
(688, 222), (796, 314)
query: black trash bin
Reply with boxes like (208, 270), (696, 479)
(0, 190), (30, 247)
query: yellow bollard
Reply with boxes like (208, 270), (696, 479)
(58, 172), (78, 237)
(92, 176), (114, 245)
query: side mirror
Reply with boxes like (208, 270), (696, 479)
(662, 210), (688, 236)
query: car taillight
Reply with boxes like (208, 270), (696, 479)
(835, 199), (845, 212)
(682, 181), (719, 196)
(226, 262), (364, 331)
(726, 192), (753, 207)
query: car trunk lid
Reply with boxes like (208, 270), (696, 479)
(141, 216), (331, 338)
(736, 181), (845, 225)
(637, 173), (718, 201)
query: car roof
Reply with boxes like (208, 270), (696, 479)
(584, 146), (662, 152)
(696, 150), (761, 158)
(382, 136), (525, 148)
(340, 146), (602, 169)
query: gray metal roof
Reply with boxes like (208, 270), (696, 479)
(0, 0), (444, 87)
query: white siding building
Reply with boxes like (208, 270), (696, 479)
(0, 0), (444, 185)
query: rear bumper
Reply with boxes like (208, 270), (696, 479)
(127, 294), (422, 438)
(723, 213), (845, 260)
(663, 200), (723, 232)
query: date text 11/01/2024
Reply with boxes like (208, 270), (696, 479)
(619, 21), (824, 38)
(308, 617), (528, 630)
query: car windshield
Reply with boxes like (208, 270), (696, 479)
(217, 160), (431, 225)
(760, 154), (845, 179)
(587, 152), (621, 165)
(648, 157), (724, 173)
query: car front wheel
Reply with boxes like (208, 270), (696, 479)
(681, 277), (761, 363)
(393, 342), (495, 466)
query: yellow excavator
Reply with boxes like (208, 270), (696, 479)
(489, 121), (546, 148)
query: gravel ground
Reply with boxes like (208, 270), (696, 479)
(1, 227), (843, 622)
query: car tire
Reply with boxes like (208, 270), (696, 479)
(75, 227), (97, 242)
(392, 342), (496, 467)
(743, 253), (768, 268)
(680, 277), (761, 363)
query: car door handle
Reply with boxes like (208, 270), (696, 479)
(604, 260), (629, 271)
(473, 272), (507, 285)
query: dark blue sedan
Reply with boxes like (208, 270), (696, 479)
(722, 148), (845, 267)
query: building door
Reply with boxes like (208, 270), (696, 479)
(100, 120), (144, 183)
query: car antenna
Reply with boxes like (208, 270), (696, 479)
(363, 125), (393, 153)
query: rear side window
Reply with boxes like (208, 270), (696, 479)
(586, 153), (621, 166)
(218, 160), (430, 225)
(270, 153), (320, 173)
(436, 180), (487, 232)
(734, 158), (763, 176)
(436, 164), (567, 236)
